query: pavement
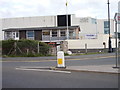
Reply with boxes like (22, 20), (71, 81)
(49, 65), (119, 74)
(17, 65), (120, 74)
(63, 65), (119, 74)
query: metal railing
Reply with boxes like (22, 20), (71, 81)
(42, 36), (76, 41)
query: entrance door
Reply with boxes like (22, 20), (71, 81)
(12, 32), (19, 40)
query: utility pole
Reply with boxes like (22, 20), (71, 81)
(107, 0), (112, 53)
(66, 0), (69, 39)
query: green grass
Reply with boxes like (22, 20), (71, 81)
(2, 54), (53, 57)
(2, 52), (109, 57)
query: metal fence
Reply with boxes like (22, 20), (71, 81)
(2, 40), (52, 56)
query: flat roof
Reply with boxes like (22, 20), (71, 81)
(2, 26), (80, 31)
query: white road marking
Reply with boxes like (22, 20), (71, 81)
(16, 68), (71, 74)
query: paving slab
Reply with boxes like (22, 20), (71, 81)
(16, 65), (119, 74)
(65, 65), (119, 74)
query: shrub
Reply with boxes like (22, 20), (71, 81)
(2, 39), (51, 57)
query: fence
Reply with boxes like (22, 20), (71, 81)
(2, 39), (51, 56)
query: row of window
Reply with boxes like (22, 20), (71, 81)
(26, 30), (75, 40)
(5, 31), (19, 40)
(5, 30), (75, 40)
(42, 30), (75, 37)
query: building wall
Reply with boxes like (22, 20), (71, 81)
(71, 14), (114, 40)
(97, 19), (114, 35)
(72, 15), (97, 34)
(35, 31), (42, 40)
(0, 19), (2, 40)
(118, 1), (120, 33)
(19, 31), (26, 39)
(2, 16), (56, 29)
(67, 34), (116, 50)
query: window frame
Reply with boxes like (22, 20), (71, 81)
(26, 30), (34, 40)
(42, 30), (50, 36)
(52, 30), (57, 37)
(60, 30), (66, 37)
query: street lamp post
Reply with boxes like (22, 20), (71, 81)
(107, 0), (112, 53)
(66, 0), (69, 39)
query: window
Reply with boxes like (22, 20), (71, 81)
(12, 32), (16, 39)
(16, 32), (19, 38)
(52, 30), (57, 37)
(60, 30), (66, 36)
(91, 18), (97, 24)
(104, 28), (109, 34)
(57, 15), (71, 26)
(104, 21), (109, 28)
(5, 32), (12, 39)
(5, 31), (19, 40)
(104, 21), (110, 34)
(42, 30), (50, 36)
(26, 31), (34, 40)
(69, 30), (75, 37)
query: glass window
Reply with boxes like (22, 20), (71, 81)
(16, 32), (19, 38)
(60, 30), (66, 36)
(104, 21), (109, 28)
(91, 18), (97, 24)
(104, 28), (109, 34)
(12, 32), (15, 39)
(104, 21), (110, 34)
(52, 30), (57, 37)
(69, 30), (75, 37)
(26, 31), (34, 40)
(27, 31), (34, 37)
(42, 30), (50, 36)
(6, 32), (12, 39)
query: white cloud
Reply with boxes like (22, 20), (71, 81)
(75, 9), (97, 18)
(0, 0), (119, 19)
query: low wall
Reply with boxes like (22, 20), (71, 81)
(67, 34), (116, 50)
(69, 48), (115, 53)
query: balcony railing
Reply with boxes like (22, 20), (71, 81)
(42, 36), (76, 41)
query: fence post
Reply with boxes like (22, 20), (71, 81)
(27, 49), (29, 55)
(38, 42), (39, 54)
(85, 43), (87, 54)
(14, 42), (17, 55)
(103, 42), (106, 52)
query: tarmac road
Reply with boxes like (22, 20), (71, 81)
(2, 53), (118, 88)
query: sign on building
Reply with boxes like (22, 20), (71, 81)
(85, 34), (97, 39)
(80, 18), (89, 23)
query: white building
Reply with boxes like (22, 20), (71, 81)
(67, 16), (115, 53)
(0, 19), (2, 40)
(0, 14), (116, 53)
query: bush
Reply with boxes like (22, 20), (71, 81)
(2, 39), (16, 55)
(2, 39), (51, 57)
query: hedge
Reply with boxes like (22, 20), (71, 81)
(2, 39), (51, 57)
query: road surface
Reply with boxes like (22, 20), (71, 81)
(2, 53), (118, 88)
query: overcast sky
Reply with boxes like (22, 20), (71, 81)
(0, 0), (119, 19)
